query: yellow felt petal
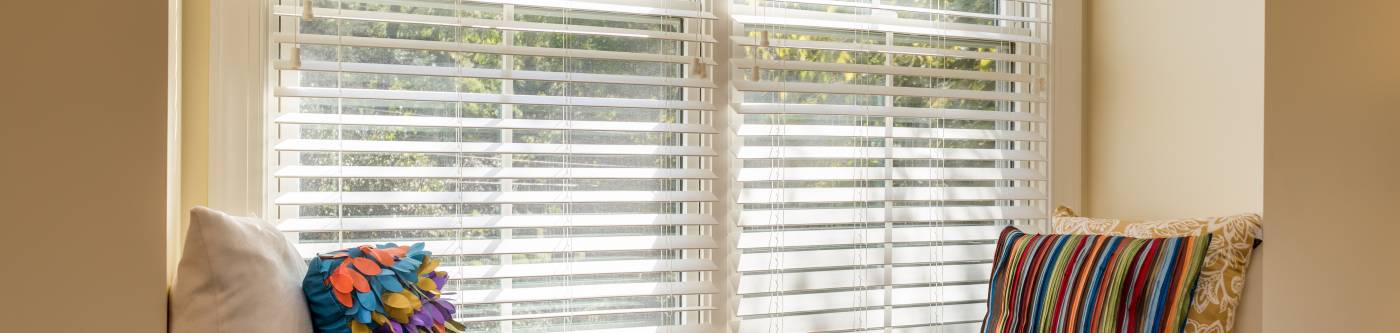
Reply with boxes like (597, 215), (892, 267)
(417, 257), (441, 275)
(388, 307), (412, 323)
(383, 292), (411, 310)
(371, 313), (388, 325)
(406, 291), (423, 310)
(417, 277), (439, 293)
(350, 320), (371, 333)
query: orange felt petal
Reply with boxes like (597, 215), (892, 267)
(334, 290), (354, 307)
(336, 260), (353, 276)
(351, 272), (371, 293)
(329, 269), (354, 294)
(350, 257), (382, 275)
(366, 248), (395, 266)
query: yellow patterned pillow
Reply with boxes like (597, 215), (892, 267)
(1051, 206), (1262, 333)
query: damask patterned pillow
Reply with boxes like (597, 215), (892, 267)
(982, 227), (1212, 333)
(1052, 206), (1263, 333)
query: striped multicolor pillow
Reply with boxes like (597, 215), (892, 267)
(981, 227), (1211, 333)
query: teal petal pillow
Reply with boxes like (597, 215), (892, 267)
(303, 242), (463, 333)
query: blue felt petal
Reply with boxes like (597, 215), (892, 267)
(371, 278), (384, 296)
(406, 243), (426, 261)
(355, 307), (373, 324)
(315, 258), (334, 273)
(348, 246), (364, 257)
(379, 274), (404, 293)
(392, 259), (419, 273)
(356, 291), (377, 311)
(391, 259), (419, 282)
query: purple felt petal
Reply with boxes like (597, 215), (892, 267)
(433, 299), (455, 316)
(423, 303), (444, 324)
(430, 273), (447, 290)
(410, 313), (428, 328)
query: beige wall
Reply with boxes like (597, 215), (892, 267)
(1085, 0), (1264, 218)
(1084, 0), (1264, 331)
(0, 1), (170, 331)
(1051, 0), (1085, 211)
(1263, 1), (1400, 331)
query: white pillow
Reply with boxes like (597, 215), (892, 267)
(171, 206), (313, 333)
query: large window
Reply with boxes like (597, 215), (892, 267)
(265, 0), (1048, 332)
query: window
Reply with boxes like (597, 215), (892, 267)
(729, 0), (1050, 331)
(271, 0), (717, 332)
(262, 0), (1048, 332)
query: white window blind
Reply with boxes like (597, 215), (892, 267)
(271, 0), (717, 332)
(266, 0), (1050, 332)
(728, 0), (1050, 332)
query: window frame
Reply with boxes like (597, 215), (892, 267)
(209, 0), (275, 217)
(204, 0), (1078, 331)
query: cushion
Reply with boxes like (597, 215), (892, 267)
(1052, 207), (1262, 333)
(170, 207), (313, 333)
(982, 227), (1211, 332)
(302, 243), (464, 333)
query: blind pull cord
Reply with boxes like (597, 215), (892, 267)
(290, 0), (311, 70)
(693, 57), (707, 79)
(290, 47), (302, 70)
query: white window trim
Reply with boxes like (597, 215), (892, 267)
(209, 0), (274, 217)
(166, 0), (185, 285)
